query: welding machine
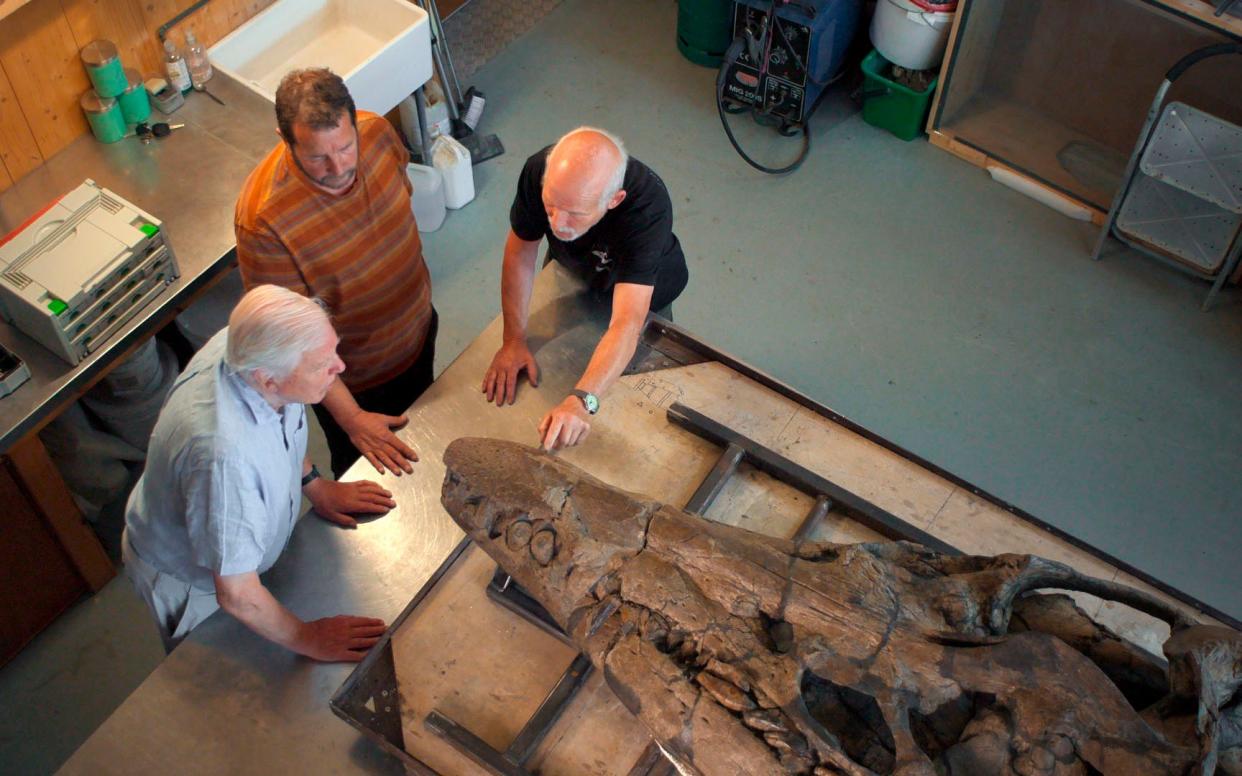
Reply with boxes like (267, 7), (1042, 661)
(718, 0), (861, 173)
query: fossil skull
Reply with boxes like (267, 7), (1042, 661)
(441, 438), (1242, 775)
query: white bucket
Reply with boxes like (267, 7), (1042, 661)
(406, 162), (446, 231)
(431, 134), (475, 210)
(870, 0), (955, 71)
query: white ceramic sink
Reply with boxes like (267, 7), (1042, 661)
(208, 0), (431, 116)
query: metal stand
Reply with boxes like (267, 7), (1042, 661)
(412, 0), (505, 165)
(1091, 43), (1242, 311)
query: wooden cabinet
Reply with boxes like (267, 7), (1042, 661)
(0, 436), (114, 667)
(927, 0), (1242, 222)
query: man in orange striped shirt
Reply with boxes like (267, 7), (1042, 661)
(235, 69), (435, 478)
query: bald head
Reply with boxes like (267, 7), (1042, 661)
(542, 127), (630, 241)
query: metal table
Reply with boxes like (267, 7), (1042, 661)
(58, 263), (606, 775)
(0, 72), (276, 451)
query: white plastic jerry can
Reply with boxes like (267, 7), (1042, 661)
(406, 163), (446, 232)
(431, 134), (475, 209)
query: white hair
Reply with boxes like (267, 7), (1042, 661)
(226, 285), (332, 380)
(554, 126), (629, 208)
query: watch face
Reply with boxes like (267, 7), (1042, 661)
(584, 393), (599, 414)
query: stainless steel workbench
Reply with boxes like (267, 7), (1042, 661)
(58, 263), (606, 775)
(0, 74), (276, 450)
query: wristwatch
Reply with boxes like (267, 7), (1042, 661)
(570, 389), (599, 415)
(301, 464), (322, 487)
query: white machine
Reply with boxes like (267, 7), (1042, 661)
(0, 180), (179, 365)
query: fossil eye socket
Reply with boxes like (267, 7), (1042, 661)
(506, 519), (534, 550)
(530, 528), (558, 566)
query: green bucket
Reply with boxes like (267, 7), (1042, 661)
(677, 0), (734, 68)
(860, 49), (938, 141)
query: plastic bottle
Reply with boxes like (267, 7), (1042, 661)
(405, 163), (446, 231)
(184, 31), (213, 89)
(163, 39), (191, 94)
(431, 134), (474, 209)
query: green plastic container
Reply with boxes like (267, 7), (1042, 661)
(80, 91), (126, 144)
(677, 0), (734, 67)
(80, 40), (126, 98)
(861, 49), (938, 141)
(118, 68), (151, 124)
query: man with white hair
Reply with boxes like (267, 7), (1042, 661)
(482, 127), (689, 450)
(123, 285), (395, 660)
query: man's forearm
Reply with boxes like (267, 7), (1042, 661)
(576, 321), (643, 398)
(500, 231), (540, 343)
(575, 283), (652, 399)
(215, 573), (310, 655)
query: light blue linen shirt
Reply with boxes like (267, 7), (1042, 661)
(125, 329), (308, 591)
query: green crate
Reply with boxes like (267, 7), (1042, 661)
(861, 49), (938, 141)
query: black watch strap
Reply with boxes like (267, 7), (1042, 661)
(301, 464), (321, 487)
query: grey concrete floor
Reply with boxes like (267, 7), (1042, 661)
(4, 0), (1241, 772)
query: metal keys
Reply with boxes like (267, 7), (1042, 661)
(134, 122), (185, 143)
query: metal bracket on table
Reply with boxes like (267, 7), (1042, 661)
(667, 402), (960, 555)
(423, 569), (590, 776)
(425, 651), (592, 776)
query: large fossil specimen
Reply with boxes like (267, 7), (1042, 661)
(441, 438), (1242, 775)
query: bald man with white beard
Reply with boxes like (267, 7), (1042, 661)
(481, 128), (689, 450)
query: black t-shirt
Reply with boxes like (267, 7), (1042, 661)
(510, 147), (689, 311)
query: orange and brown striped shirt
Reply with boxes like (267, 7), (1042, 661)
(234, 111), (432, 392)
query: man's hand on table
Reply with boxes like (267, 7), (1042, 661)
(538, 396), (591, 451)
(304, 478), (395, 528)
(297, 615), (387, 662)
(482, 339), (539, 405)
(339, 409), (419, 475)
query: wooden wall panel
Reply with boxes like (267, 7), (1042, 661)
(0, 61), (41, 184)
(138, 0), (273, 50)
(0, 0), (90, 161)
(0, 0), (272, 188)
(0, 0), (35, 23)
(59, 0), (161, 78)
(0, 456), (88, 668)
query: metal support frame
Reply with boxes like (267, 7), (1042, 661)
(425, 653), (593, 776)
(417, 565), (592, 776)
(417, 0), (464, 117)
(669, 403), (959, 554)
